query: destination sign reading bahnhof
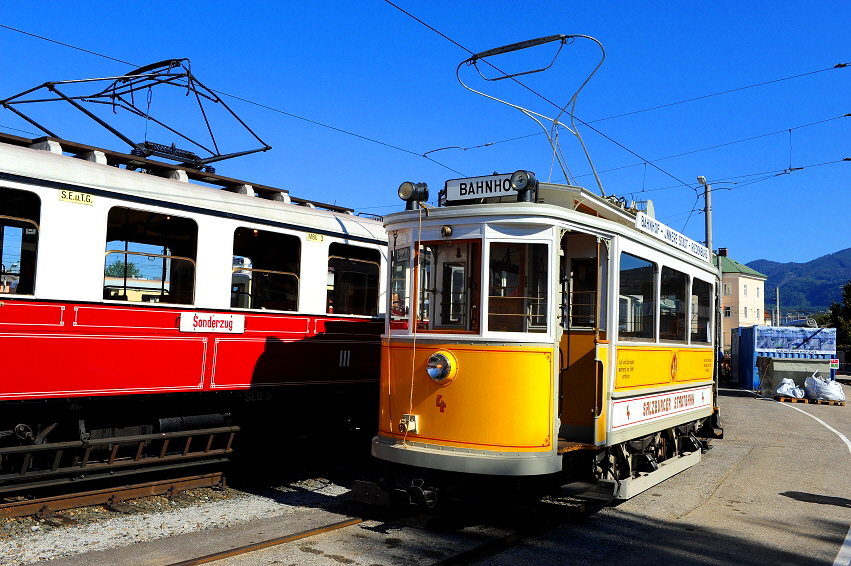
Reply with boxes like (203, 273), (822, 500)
(444, 174), (517, 202)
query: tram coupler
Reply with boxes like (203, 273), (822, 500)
(406, 478), (436, 508)
(351, 480), (413, 508)
(351, 478), (438, 509)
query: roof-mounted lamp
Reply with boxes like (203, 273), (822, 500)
(511, 170), (538, 202)
(398, 182), (429, 210)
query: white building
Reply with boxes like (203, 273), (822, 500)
(714, 247), (767, 353)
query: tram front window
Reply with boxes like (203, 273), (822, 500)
(390, 247), (411, 329)
(488, 243), (548, 333)
(414, 241), (480, 332)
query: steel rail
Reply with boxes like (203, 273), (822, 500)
(166, 518), (364, 566)
(0, 472), (225, 519)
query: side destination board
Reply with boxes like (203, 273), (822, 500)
(635, 212), (710, 262)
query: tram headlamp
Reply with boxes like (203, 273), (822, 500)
(426, 350), (458, 385)
(511, 170), (537, 202)
(398, 182), (429, 202)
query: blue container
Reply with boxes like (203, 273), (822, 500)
(735, 326), (837, 390)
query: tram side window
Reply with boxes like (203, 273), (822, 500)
(0, 188), (40, 295)
(618, 253), (655, 341)
(691, 278), (713, 344)
(659, 267), (688, 341)
(488, 243), (548, 333)
(390, 247), (411, 329)
(104, 207), (197, 304)
(416, 241), (480, 332)
(232, 228), (300, 311)
(327, 243), (379, 316)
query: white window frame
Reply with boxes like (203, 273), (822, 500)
(744, 306), (748, 319)
(743, 284), (748, 297)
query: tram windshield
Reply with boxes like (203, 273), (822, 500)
(414, 241), (480, 332)
(487, 243), (548, 333)
(390, 247), (411, 329)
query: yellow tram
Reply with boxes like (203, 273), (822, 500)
(356, 34), (722, 505)
(363, 172), (721, 502)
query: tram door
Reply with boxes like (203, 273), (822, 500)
(558, 231), (608, 443)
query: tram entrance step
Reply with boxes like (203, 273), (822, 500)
(559, 481), (616, 501)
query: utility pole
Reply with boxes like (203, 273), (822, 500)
(775, 286), (780, 326)
(698, 176), (712, 255)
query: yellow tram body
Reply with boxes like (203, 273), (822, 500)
(380, 341), (555, 452)
(368, 177), (721, 500)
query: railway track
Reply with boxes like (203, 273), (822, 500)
(156, 490), (609, 566)
(0, 471), (226, 520)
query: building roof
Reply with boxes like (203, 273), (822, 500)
(713, 255), (767, 278)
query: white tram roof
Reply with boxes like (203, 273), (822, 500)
(0, 133), (385, 245)
(386, 181), (714, 271)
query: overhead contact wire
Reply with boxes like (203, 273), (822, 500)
(0, 22), (465, 177)
(382, 2), (697, 196)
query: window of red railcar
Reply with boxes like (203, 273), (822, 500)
(0, 187), (40, 295)
(231, 227), (300, 311)
(104, 207), (197, 304)
(326, 243), (379, 316)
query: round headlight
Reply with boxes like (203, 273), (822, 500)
(510, 170), (531, 191)
(398, 181), (429, 202)
(398, 181), (415, 200)
(426, 350), (457, 385)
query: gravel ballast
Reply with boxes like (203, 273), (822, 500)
(0, 478), (350, 565)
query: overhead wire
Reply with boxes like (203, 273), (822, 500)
(381, 3), (850, 190)
(567, 114), (850, 182)
(430, 65), (851, 152)
(380, 1), (698, 197)
(659, 158), (850, 224)
(0, 22), (466, 177)
(1, 20), (847, 195)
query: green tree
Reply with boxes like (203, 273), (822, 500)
(104, 259), (141, 278)
(828, 281), (851, 348)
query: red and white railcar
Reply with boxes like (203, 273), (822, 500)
(0, 133), (386, 486)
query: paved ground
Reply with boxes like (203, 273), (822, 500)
(44, 385), (851, 565)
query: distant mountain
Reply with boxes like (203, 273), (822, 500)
(747, 247), (851, 311)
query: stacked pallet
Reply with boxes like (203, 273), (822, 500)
(774, 396), (845, 406)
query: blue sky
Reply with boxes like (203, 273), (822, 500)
(0, 1), (848, 265)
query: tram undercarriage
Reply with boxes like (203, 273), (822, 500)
(355, 416), (711, 509)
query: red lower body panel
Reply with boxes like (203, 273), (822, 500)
(0, 300), (381, 400)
